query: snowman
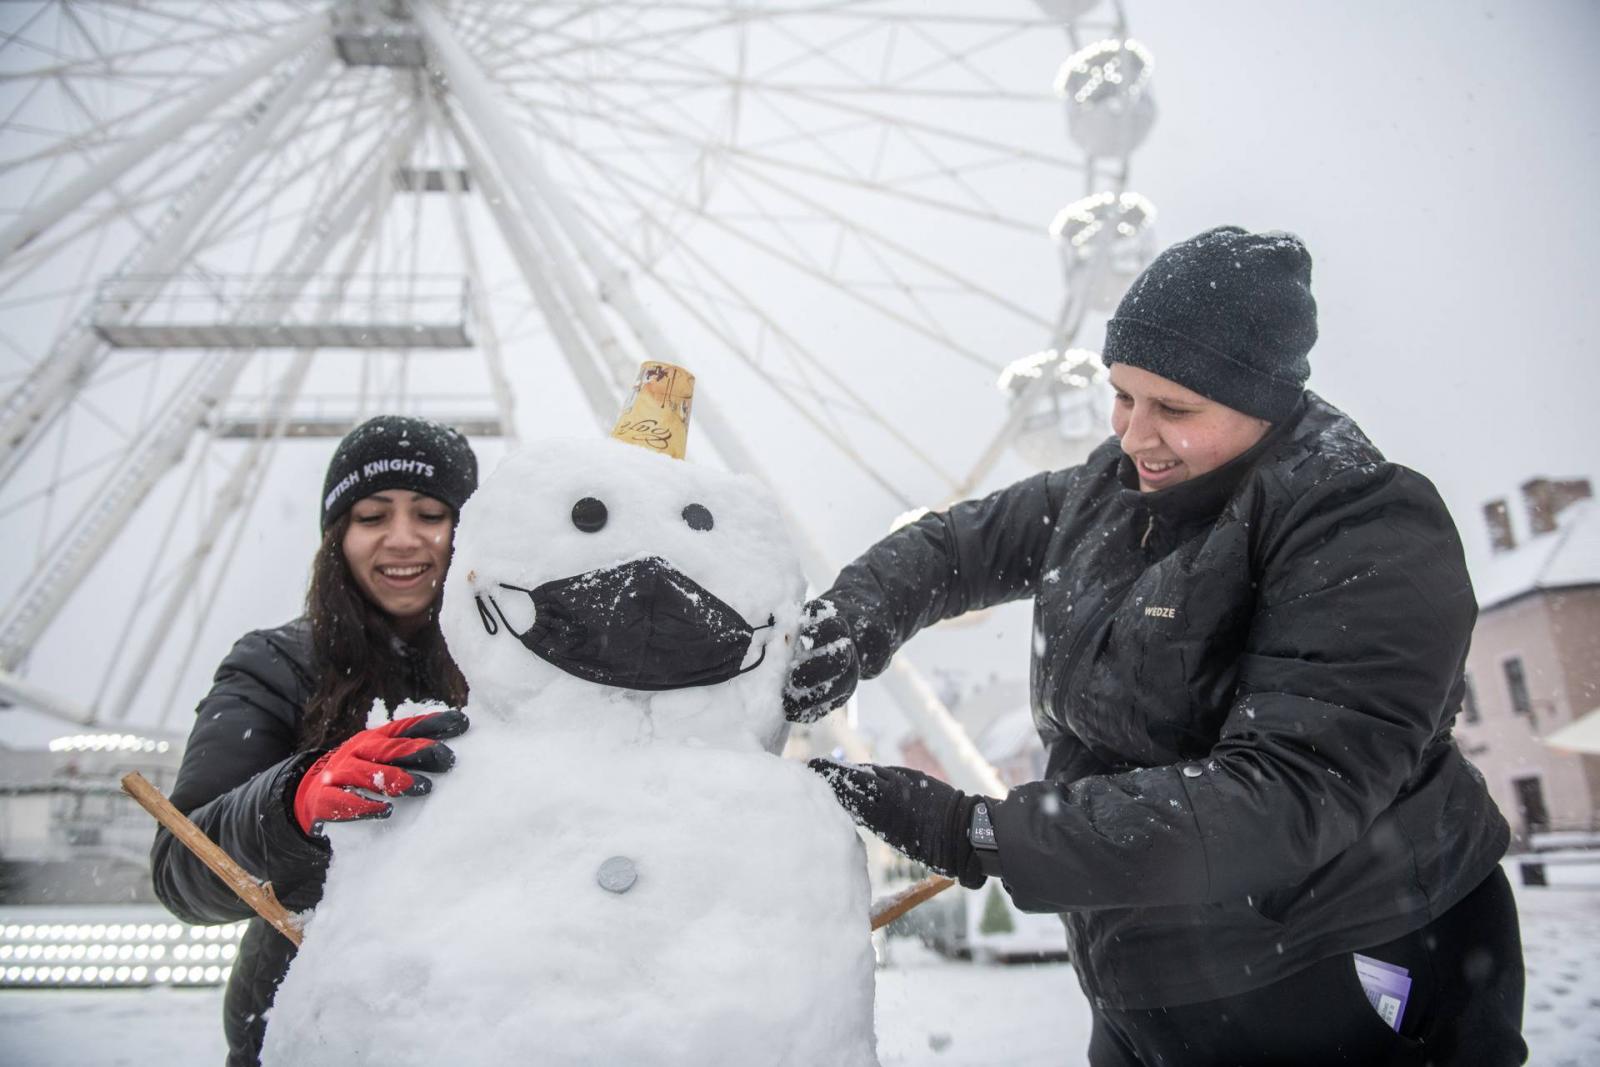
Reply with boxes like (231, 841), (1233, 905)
(262, 367), (879, 1066)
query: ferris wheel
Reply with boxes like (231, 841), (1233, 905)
(0, 0), (1160, 783)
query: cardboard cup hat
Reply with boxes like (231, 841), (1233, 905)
(610, 361), (695, 459)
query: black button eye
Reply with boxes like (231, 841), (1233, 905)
(681, 503), (713, 531)
(572, 497), (608, 533)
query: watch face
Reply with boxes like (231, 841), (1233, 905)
(969, 801), (998, 850)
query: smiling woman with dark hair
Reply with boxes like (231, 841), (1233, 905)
(148, 415), (479, 1067)
(788, 227), (1528, 1066)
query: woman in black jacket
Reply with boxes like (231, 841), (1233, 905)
(150, 415), (478, 1067)
(787, 227), (1526, 1065)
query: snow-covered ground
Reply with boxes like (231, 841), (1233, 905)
(2, 872), (1595, 1066)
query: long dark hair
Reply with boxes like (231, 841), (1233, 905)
(298, 511), (469, 750)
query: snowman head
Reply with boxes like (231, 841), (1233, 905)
(440, 439), (807, 752)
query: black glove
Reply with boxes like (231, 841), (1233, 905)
(783, 598), (860, 723)
(808, 759), (991, 889)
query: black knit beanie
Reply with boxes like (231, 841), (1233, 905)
(1102, 225), (1317, 421)
(320, 415), (479, 531)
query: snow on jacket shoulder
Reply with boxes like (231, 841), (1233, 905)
(824, 393), (1509, 1010)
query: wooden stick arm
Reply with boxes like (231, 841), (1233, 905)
(121, 771), (304, 947)
(869, 874), (955, 932)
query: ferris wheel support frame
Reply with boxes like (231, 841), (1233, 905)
(438, 101), (617, 429)
(0, 10), (329, 269)
(0, 38), (337, 487)
(0, 105), (418, 674)
(417, 1), (1004, 795)
(0, 666), (96, 727)
(416, 7), (648, 400)
(420, 89), (519, 444)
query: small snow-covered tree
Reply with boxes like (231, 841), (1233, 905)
(979, 884), (1014, 935)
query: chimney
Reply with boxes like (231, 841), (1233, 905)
(1521, 477), (1593, 536)
(1483, 498), (1515, 553)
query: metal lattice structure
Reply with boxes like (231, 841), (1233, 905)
(0, 0), (1158, 791)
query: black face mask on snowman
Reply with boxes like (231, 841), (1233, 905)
(475, 556), (775, 691)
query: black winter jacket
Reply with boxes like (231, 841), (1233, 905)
(827, 393), (1509, 1010)
(150, 619), (329, 1067)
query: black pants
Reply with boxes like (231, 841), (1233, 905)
(1087, 868), (1527, 1067)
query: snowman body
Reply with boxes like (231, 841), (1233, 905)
(263, 440), (879, 1066)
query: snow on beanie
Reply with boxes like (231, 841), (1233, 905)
(1102, 225), (1317, 421)
(320, 415), (479, 531)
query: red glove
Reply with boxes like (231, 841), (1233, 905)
(293, 709), (469, 835)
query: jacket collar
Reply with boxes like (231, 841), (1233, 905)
(1116, 397), (1307, 525)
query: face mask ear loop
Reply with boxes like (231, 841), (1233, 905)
(732, 642), (768, 678)
(475, 595), (500, 636)
(490, 594), (524, 637)
(729, 613), (777, 679)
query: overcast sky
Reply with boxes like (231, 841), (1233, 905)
(1134, 0), (1600, 556)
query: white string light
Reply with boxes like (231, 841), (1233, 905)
(46, 733), (171, 753)
(0, 920), (244, 987)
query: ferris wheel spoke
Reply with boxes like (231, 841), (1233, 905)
(478, 7), (1056, 106)
(733, 92), (1034, 225)
(0, 10), (71, 64)
(572, 202), (923, 506)
(0, 169), (215, 292)
(0, 92), (220, 178)
(654, 231), (964, 492)
(727, 9), (889, 88)
(0, 13), (329, 269)
(456, 1), (598, 61)
(90, 437), (212, 717)
(185, 87), (390, 256)
(0, 14), (312, 84)
(186, 74), (400, 260)
(896, 18), (1042, 94)
(504, 86), (1043, 240)
(0, 74), (51, 138)
(483, 8), (761, 73)
(720, 155), (1045, 338)
(496, 31), (1075, 215)
(49, 72), (168, 230)
(747, 79), (1075, 170)
(0, 30), (247, 185)
(530, 0), (1043, 29)
(0, 446), (122, 528)
(496, 63), (1055, 103)
(87, 0), (307, 43)
(510, 83), (1048, 336)
(54, 7), (112, 74)
(527, 107), (1005, 370)
(746, 4), (1040, 96)
(572, 185), (956, 502)
(511, 105), (969, 494)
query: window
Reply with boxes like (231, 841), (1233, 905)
(1503, 657), (1532, 716)
(1461, 673), (1481, 725)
